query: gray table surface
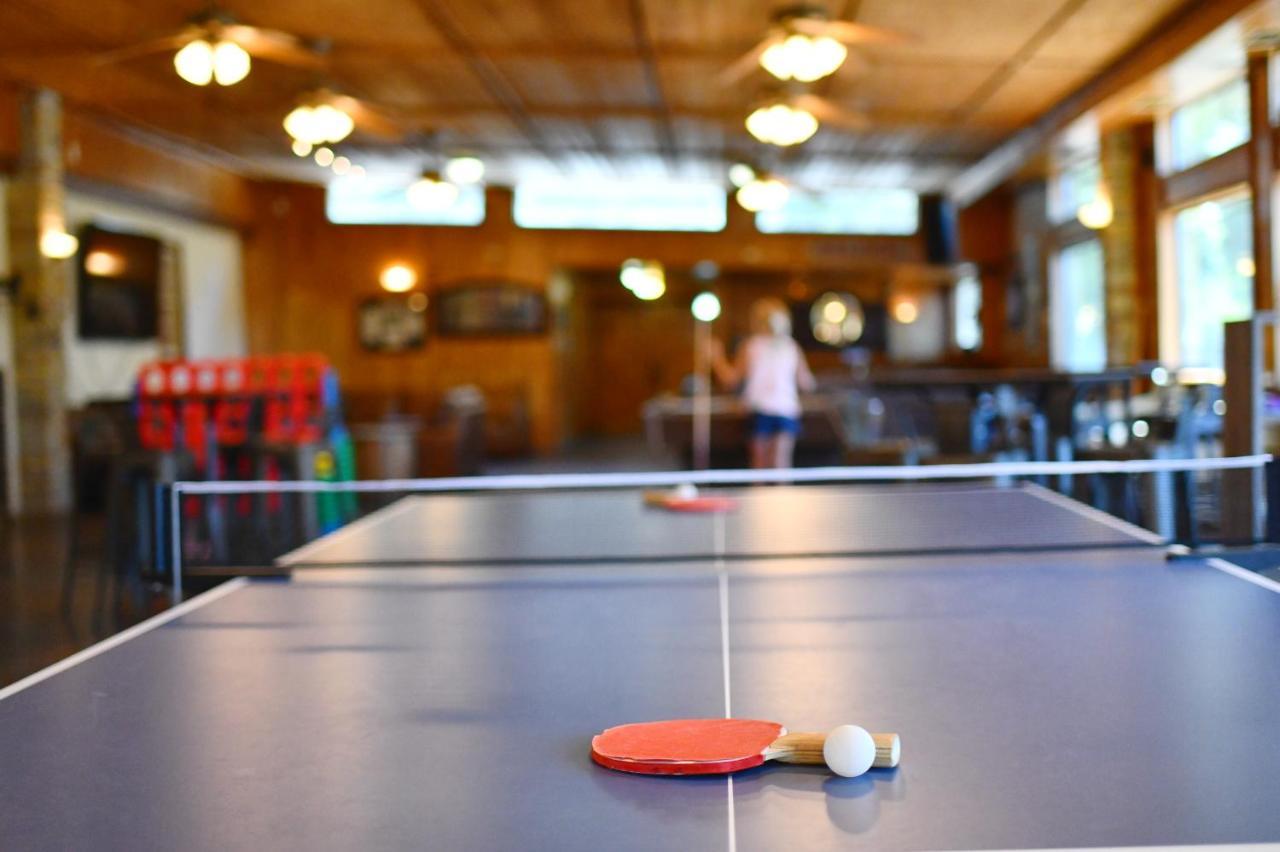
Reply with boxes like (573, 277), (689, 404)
(3, 485), (1280, 850)
(278, 483), (1150, 567)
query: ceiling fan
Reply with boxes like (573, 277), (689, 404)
(283, 87), (403, 149)
(743, 86), (869, 146)
(719, 3), (906, 87)
(91, 8), (325, 86)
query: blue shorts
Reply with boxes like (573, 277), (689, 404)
(750, 412), (800, 437)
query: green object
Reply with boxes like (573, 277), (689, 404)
(331, 429), (359, 519)
(314, 449), (343, 533)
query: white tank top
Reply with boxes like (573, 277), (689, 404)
(741, 334), (801, 417)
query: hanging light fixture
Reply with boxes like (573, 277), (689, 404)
(283, 99), (355, 146)
(211, 40), (251, 85)
(173, 38), (251, 87)
(691, 292), (722, 323)
(619, 259), (666, 301)
(735, 175), (789, 212)
(760, 33), (848, 83)
(728, 162), (757, 188)
(745, 101), (819, 146)
(173, 39), (214, 86)
(407, 171), (459, 209)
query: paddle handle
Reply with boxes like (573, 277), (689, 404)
(767, 731), (900, 768)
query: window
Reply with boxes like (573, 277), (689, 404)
(512, 179), (725, 231)
(1172, 193), (1253, 368)
(755, 187), (918, 235)
(1168, 78), (1249, 172)
(952, 273), (982, 351)
(1051, 240), (1107, 371)
(325, 177), (485, 226)
(1049, 158), (1101, 224)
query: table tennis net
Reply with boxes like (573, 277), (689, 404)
(156, 456), (1269, 586)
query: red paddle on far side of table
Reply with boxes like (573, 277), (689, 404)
(591, 719), (900, 777)
(642, 484), (737, 513)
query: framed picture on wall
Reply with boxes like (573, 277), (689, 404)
(77, 225), (162, 340)
(358, 293), (428, 352)
(436, 283), (547, 336)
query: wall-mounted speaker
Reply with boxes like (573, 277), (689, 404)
(919, 193), (958, 266)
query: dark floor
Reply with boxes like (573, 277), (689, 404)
(0, 515), (154, 688)
(482, 435), (673, 474)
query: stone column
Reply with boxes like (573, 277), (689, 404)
(1099, 123), (1160, 366)
(5, 89), (71, 513)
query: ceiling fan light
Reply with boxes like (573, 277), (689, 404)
(759, 39), (792, 80)
(407, 173), (459, 209)
(284, 105), (321, 144)
(212, 40), (251, 86)
(313, 104), (355, 144)
(736, 177), (789, 212)
(728, 162), (757, 188)
(746, 103), (818, 146)
(759, 33), (847, 82)
(797, 36), (846, 82)
(173, 39), (214, 86)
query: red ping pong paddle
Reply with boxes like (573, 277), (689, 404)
(642, 489), (738, 513)
(591, 718), (900, 777)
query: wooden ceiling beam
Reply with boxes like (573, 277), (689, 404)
(787, 0), (860, 172)
(949, 0), (1260, 206)
(406, 0), (557, 161)
(87, 100), (961, 132)
(626, 0), (678, 167)
(318, 139), (977, 168)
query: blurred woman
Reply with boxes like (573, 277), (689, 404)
(708, 297), (816, 469)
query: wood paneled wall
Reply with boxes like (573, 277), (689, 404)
(1, 82), (254, 228)
(957, 187), (1015, 365)
(242, 182), (926, 451)
(61, 112), (254, 229)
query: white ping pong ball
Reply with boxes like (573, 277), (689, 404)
(675, 482), (698, 500)
(823, 725), (876, 778)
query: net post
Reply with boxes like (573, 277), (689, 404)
(153, 482), (167, 582)
(1222, 316), (1271, 543)
(169, 482), (183, 604)
(693, 319), (711, 471)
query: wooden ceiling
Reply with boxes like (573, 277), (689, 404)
(0, 0), (1198, 191)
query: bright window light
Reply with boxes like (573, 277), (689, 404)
(1051, 239), (1107, 372)
(1168, 78), (1249, 172)
(755, 188), (918, 235)
(1049, 158), (1100, 225)
(953, 274), (982, 351)
(1173, 193), (1253, 368)
(513, 179), (726, 232)
(326, 177), (485, 226)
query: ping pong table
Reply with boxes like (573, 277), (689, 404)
(3, 481), (1280, 850)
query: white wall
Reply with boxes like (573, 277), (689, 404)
(63, 190), (245, 405)
(887, 291), (947, 363)
(0, 177), (20, 511)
